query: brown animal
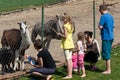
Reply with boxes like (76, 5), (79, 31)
(1, 22), (31, 71)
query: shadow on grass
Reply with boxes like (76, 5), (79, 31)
(84, 64), (103, 73)
(54, 65), (67, 77)
(26, 75), (44, 80)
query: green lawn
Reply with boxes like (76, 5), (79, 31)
(0, 0), (64, 12)
(18, 45), (120, 80)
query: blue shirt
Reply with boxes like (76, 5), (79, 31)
(99, 13), (114, 40)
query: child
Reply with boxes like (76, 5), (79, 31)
(73, 32), (86, 77)
(72, 52), (78, 72)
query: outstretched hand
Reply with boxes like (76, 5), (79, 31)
(57, 32), (61, 36)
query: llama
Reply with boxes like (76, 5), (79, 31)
(1, 21), (32, 71)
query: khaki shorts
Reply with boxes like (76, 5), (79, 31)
(64, 49), (72, 60)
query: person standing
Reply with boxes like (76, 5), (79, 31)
(57, 12), (74, 79)
(98, 4), (114, 74)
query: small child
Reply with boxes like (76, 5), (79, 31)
(72, 52), (78, 72)
(76, 32), (86, 77)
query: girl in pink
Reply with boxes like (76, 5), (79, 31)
(76, 32), (86, 77)
(72, 52), (78, 71)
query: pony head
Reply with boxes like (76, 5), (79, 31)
(56, 15), (64, 27)
(56, 14), (75, 34)
(18, 21), (27, 34)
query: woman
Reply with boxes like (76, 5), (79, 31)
(57, 12), (74, 79)
(26, 39), (56, 80)
(84, 31), (101, 70)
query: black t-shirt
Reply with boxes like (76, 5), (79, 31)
(37, 49), (56, 68)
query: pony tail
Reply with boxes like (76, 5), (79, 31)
(89, 31), (93, 38)
(1, 30), (8, 47)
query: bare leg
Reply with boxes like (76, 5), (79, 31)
(63, 59), (72, 79)
(67, 59), (73, 77)
(102, 59), (111, 74)
(80, 67), (86, 77)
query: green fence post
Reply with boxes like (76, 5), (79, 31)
(41, 0), (45, 48)
(93, 0), (96, 39)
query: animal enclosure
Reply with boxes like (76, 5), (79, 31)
(0, 0), (120, 79)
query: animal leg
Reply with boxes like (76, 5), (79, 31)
(1, 64), (5, 75)
(45, 37), (51, 49)
(20, 56), (25, 71)
(13, 50), (19, 71)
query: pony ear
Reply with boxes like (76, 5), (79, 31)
(17, 22), (21, 26)
(23, 21), (27, 25)
(56, 15), (59, 20)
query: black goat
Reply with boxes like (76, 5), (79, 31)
(0, 47), (14, 75)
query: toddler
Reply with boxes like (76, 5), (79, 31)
(76, 32), (86, 77)
(72, 52), (78, 72)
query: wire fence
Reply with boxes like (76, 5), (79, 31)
(0, 0), (65, 13)
(0, 0), (120, 79)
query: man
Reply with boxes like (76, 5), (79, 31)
(98, 4), (114, 74)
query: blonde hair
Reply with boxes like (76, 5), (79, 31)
(77, 32), (86, 49)
(77, 32), (85, 42)
(63, 12), (74, 31)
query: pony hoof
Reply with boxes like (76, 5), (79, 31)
(12, 70), (16, 73)
(23, 69), (26, 71)
(1, 72), (5, 75)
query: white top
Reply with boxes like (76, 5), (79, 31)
(77, 40), (85, 55)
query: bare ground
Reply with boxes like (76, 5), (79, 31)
(0, 0), (120, 79)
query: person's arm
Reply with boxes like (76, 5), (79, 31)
(98, 25), (103, 30)
(72, 41), (81, 52)
(33, 57), (43, 68)
(98, 16), (104, 30)
(57, 27), (67, 39)
(30, 56), (37, 61)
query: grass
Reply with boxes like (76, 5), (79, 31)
(0, 0), (64, 12)
(17, 45), (120, 80)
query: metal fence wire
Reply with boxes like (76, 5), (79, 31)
(0, 0), (66, 13)
(0, 0), (66, 79)
(0, 0), (120, 79)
